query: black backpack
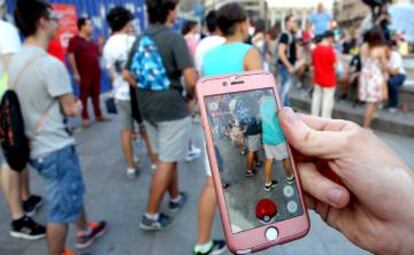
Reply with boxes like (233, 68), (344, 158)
(0, 90), (30, 171)
(0, 57), (48, 172)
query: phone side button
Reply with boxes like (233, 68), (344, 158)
(265, 227), (279, 241)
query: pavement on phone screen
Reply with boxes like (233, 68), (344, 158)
(1, 110), (413, 255)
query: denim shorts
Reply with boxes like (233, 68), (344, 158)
(30, 145), (85, 224)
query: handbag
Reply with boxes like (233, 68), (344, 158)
(105, 97), (117, 114)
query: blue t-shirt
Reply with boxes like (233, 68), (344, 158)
(259, 97), (285, 146)
(310, 12), (331, 36)
(202, 42), (252, 76)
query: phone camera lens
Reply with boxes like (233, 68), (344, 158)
(223, 81), (228, 87)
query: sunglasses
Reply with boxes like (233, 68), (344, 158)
(48, 11), (62, 21)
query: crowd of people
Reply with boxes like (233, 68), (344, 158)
(0, 0), (414, 255)
(251, 2), (409, 129)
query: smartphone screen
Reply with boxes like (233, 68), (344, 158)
(204, 88), (304, 234)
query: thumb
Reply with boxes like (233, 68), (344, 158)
(279, 108), (347, 159)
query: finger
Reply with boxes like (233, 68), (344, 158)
(291, 148), (315, 163)
(279, 107), (349, 158)
(298, 114), (358, 132)
(303, 193), (316, 210)
(298, 162), (350, 209)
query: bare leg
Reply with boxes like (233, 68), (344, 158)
(197, 177), (217, 244)
(120, 129), (135, 169)
(247, 151), (255, 172)
(363, 102), (378, 128)
(264, 159), (273, 185)
(0, 164), (25, 220)
(19, 169), (31, 201)
(74, 207), (88, 231)
(254, 152), (259, 163)
(283, 158), (295, 181)
(47, 223), (68, 255)
(341, 76), (348, 97)
(140, 130), (157, 165)
(146, 161), (176, 214)
(167, 166), (179, 199)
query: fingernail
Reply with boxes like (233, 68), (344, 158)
(327, 188), (344, 207)
(283, 107), (300, 125)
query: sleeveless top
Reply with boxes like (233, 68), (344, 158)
(359, 57), (385, 103)
(202, 42), (252, 76)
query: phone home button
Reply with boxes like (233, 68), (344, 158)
(265, 227), (278, 241)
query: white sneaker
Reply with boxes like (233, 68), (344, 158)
(126, 168), (137, 179)
(134, 156), (140, 164)
(388, 107), (399, 114)
(185, 146), (201, 162)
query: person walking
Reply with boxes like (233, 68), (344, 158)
(103, 6), (142, 178)
(125, 0), (197, 231)
(359, 27), (388, 129)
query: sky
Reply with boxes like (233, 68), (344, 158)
(266, 0), (335, 10)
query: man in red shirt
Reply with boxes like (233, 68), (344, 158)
(68, 17), (109, 127)
(311, 30), (337, 118)
(48, 39), (65, 63)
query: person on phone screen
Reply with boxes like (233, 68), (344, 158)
(239, 116), (262, 177)
(260, 96), (294, 192)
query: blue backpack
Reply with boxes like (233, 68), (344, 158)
(130, 35), (170, 91)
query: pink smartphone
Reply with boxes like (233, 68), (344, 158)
(197, 71), (310, 254)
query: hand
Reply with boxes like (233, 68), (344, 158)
(75, 99), (83, 114)
(287, 66), (295, 74)
(98, 36), (105, 48)
(279, 108), (414, 255)
(74, 73), (81, 84)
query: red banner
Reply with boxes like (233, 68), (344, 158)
(52, 3), (78, 51)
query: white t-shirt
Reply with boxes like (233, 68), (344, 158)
(0, 20), (22, 86)
(9, 46), (75, 158)
(194, 35), (225, 74)
(0, 20), (21, 56)
(103, 34), (136, 101)
(388, 51), (406, 75)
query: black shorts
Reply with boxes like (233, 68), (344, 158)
(129, 86), (143, 125)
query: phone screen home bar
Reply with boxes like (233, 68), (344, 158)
(205, 88), (303, 234)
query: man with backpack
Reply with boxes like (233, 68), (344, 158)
(9, 1), (108, 254)
(125, 0), (198, 230)
(0, 0), (46, 241)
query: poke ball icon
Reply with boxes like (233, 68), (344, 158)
(209, 102), (219, 112)
(256, 199), (277, 225)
